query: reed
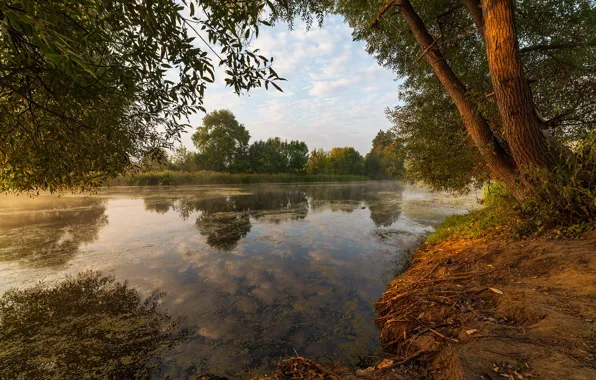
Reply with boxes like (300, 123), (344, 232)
(110, 171), (371, 186)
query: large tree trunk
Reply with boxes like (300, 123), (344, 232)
(482, 0), (554, 171)
(395, 0), (519, 191)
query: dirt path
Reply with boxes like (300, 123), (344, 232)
(372, 231), (596, 379)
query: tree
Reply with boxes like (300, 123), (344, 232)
(192, 110), (250, 172)
(286, 140), (309, 173)
(386, 85), (490, 192)
(248, 137), (288, 173)
(140, 148), (169, 172)
(306, 148), (330, 175)
(0, 0), (286, 192)
(168, 146), (199, 172)
(325, 0), (595, 216)
(328, 147), (364, 175)
(364, 130), (404, 179)
(248, 137), (309, 173)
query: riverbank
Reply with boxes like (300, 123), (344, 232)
(254, 209), (596, 379)
(110, 171), (371, 186)
(371, 229), (596, 379)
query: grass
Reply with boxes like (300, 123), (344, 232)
(110, 170), (371, 186)
(425, 184), (519, 245)
(426, 181), (596, 245)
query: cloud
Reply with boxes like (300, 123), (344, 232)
(308, 77), (358, 97)
(181, 15), (399, 155)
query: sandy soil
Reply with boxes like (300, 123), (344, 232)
(371, 231), (596, 379)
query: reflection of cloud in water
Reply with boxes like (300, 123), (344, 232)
(0, 182), (478, 378)
(156, 232), (387, 376)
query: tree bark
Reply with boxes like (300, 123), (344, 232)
(395, 0), (519, 191)
(482, 0), (554, 170)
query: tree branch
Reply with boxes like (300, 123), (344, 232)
(0, 80), (92, 131)
(372, 1), (400, 28)
(520, 41), (596, 54)
(461, 0), (484, 40)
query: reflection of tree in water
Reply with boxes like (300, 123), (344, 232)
(0, 271), (188, 379)
(0, 198), (108, 267)
(141, 184), (405, 249)
(305, 183), (404, 227)
(196, 209), (252, 251)
(366, 190), (404, 227)
(143, 198), (174, 214)
(305, 183), (368, 213)
(142, 190), (309, 250)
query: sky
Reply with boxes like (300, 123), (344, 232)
(182, 15), (400, 155)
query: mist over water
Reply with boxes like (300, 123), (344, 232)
(0, 182), (477, 377)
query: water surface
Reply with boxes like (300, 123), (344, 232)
(0, 182), (476, 377)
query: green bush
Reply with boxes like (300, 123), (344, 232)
(515, 139), (596, 235)
(427, 161), (596, 245)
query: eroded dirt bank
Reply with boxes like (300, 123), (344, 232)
(371, 231), (596, 379)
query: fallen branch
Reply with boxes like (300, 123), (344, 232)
(387, 349), (438, 369)
(430, 328), (460, 343)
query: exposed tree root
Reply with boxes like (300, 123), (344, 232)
(374, 232), (596, 379)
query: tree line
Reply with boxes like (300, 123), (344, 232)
(156, 109), (403, 178)
(1, 0), (594, 226)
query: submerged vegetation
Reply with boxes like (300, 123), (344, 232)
(0, 272), (188, 379)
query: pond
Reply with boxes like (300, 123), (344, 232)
(0, 182), (477, 378)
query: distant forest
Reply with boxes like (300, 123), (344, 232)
(144, 110), (403, 179)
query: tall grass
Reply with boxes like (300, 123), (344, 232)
(110, 170), (371, 186)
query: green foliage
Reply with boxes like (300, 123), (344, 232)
(165, 109), (375, 178)
(334, 0), (595, 192)
(386, 80), (490, 193)
(306, 148), (331, 174)
(286, 140), (310, 172)
(248, 137), (309, 173)
(192, 109), (250, 172)
(167, 146), (200, 172)
(0, 271), (188, 379)
(305, 147), (365, 176)
(515, 136), (596, 235)
(0, 0), (287, 193)
(363, 130), (404, 179)
(426, 183), (518, 244)
(427, 165), (596, 244)
(115, 171), (369, 186)
(139, 148), (169, 172)
(329, 147), (364, 175)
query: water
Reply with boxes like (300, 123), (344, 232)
(0, 182), (477, 378)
